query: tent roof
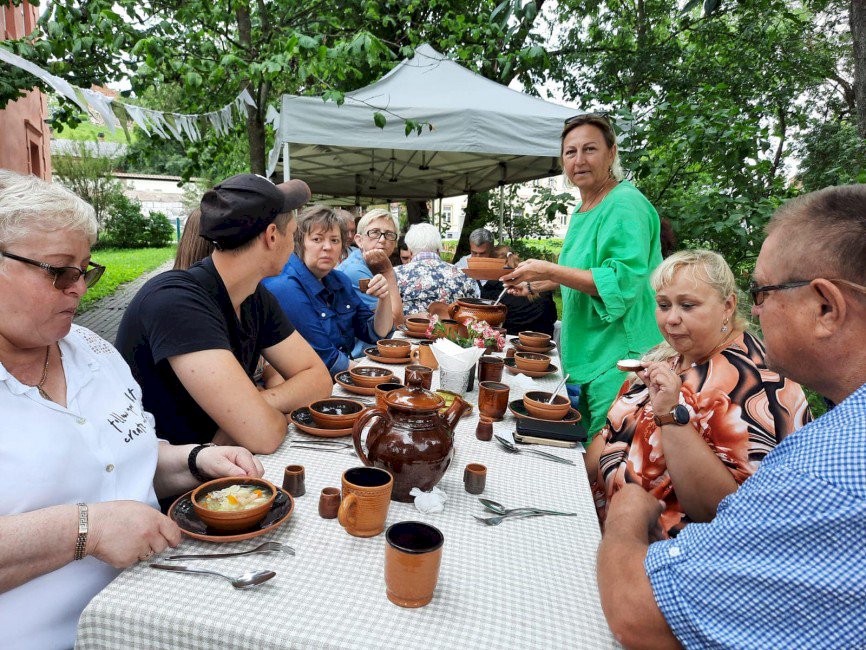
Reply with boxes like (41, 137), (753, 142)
(272, 44), (575, 201)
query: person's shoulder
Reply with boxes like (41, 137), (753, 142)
(608, 181), (658, 217)
(66, 325), (131, 373)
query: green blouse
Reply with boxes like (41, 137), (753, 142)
(557, 180), (663, 384)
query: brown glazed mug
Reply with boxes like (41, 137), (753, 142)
(282, 465), (306, 497)
(358, 278), (371, 293)
(478, 355), (504, 383)
(319, 487), (341, 519)
(463, 463), (487, 494)
(338, 467), (393, 537)
(375, 382), (404, 410)
(385, 521), (445, 608)
(475, 416), (493, 441)
(405, 364), (433, 390)
(410, 340), (438, 369)
(478, 381), (510, 421)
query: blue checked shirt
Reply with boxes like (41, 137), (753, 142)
(645, 381), (866, 649)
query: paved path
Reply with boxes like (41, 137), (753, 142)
(73, 260), (173, 344)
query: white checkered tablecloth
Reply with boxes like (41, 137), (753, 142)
(76, 338), (619, 649)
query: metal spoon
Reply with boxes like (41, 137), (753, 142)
(165, 541), (294, 561)
(493, 286), (509, 306)
(149, 564), (276, 589)
(548, 373), (570, 403)
(474, 512), (576, 526)
(478, 498), (571, 516)
(494, 435), (576, 465)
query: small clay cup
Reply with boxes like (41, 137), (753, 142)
(349, 366), (395, 387)
(308, 398), (366, 429)
(505, 347), (517, 359)
(385, 521), (445, 608)
(522, 391), (571, 420)
(191, 477), (276, 532)
(411, 340), (438, 369)
(463, 463), (487, 494)
(319, 487), (341, 519)
(282, 465), (306, 497)
(478, 381), (510, 421)
(475, 416), (493, 441)
(375, 381), (404, 410)
(338, 467), (393, 537)
(377, 339), (412, 359)
(405, 364), (433, 390)
(437, 318), (460, 340)
(358, 278), (371, 293)
(518, 331), (552, 347)
(514, 352), (551, 372)
(478, 355), (504, 383)
(406, 316), (431, 334)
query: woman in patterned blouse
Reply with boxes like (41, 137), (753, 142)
(586, 249), (812, 536)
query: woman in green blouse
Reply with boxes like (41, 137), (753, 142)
(504, 114), (663, 441)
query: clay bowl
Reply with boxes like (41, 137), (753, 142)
(514, 352), (551, 372)
(308, 398), (366, 430)
(349, 366), (395, 387)
(518, 331), (552, 348)
(192, 477), (277, 532)
(405, 317), (431, 334)
(467, 256), (507, 268)
(377, 339), (412, 359)
(522, 391), (571, 421)
(451, 297), (507, 329)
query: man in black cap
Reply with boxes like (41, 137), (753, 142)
(116, 174), (331, 458)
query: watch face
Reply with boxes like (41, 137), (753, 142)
(673, 404), (690, 425)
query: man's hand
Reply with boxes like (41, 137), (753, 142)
(606, 483), (666, 542)
(197, 445), (264, 480)
(86, 501), (182, 568)
(364, 249), (393, 276)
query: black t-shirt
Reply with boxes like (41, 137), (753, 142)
(480, 280), (558, 336)
(115, 257), (295, 446)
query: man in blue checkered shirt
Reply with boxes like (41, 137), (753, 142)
(597, 185), (866, 649)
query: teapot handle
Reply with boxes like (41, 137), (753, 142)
(352, 408), (390, 466)
(448, 302), (458, 319)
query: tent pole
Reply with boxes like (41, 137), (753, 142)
(498, 184), (504, 241)
(283, 143), (291, 181)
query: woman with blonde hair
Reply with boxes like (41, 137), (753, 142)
(586, 249), (811, 537)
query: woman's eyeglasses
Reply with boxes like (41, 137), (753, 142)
(750, 278), (866, 305)
(0, 250), (106, 290)
(365, 229), (398, 242)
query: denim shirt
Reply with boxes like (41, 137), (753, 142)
(263, 254), (386, 376)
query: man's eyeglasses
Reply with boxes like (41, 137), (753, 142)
(750, 278), (866, 305)
(564, 112), (612, 126)
(0, 250), (106, 290)
(365, 229), (398, 242)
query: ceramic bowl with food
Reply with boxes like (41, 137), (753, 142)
(518, 331), (552, 347)
(191, 477), (277, 532)
(405, 317), (431, 334)
(514, 352), (551, 372)
(308, 398), (366, 429)
(522, 391), (571, 420)
(376, 339), (412, 359)
(349, 366), (395, 387)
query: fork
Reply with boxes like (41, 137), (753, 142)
(165, 541), (295, 560)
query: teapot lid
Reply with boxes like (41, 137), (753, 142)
(385, 379), (445, 411)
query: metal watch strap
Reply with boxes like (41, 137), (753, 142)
(74, 502), (88, 561)
(188, 443), (215, 482)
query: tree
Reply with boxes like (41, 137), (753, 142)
(52, 140), (124, 227)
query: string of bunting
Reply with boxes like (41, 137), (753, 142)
(0, 46), (256, 143)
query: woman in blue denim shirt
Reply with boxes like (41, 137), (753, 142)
(263, 205), (394, 377)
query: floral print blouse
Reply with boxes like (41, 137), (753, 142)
(593, 331), (812, 536)
(394, 251), (480, 315)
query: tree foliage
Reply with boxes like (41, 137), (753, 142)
(51, 140), (124, 227)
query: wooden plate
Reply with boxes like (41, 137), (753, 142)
(508, 399), (581, 424)
(504, 357), (559, 378)
(461, 267), (513, 281)
(169, 489), (294, 543)
(291, 406), (354, 437)
(363, 346), (412, 364)
(510, 340), (556, 354)
(335, 370), (378, 396)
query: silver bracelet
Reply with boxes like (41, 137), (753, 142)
(74, 503), (88, 561)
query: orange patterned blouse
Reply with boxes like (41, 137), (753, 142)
(593, 331), (812, 536)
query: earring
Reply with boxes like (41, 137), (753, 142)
(721, 317), (729, 334)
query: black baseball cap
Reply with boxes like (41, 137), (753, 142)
(199, 173), (311, 249)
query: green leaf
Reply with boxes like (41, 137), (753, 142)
(373, 112), (386, 129)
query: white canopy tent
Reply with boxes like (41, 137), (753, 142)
(269, 44), (577, 207)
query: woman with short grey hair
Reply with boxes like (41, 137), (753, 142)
(395, 223), (479, 315)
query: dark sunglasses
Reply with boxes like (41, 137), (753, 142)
(749, 277), (866, 305)
(365, 229), (398, 242)
(1, 250), (106, 290)
(564, 112), (612, 126)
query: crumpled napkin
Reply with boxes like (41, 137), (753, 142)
(508, 372), (544, 396)
(431, 337), (485, 371)
(410, 486), (448, 514)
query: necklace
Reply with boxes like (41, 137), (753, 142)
(34, 345), (52, 401)
(579, 178), (616, 213)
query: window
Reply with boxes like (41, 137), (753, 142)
(441, 206), (452, 227)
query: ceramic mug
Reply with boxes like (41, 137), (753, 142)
(375, 382), (404, 410)
(405, 364), (433, 390)
(319, 487), (341, 519)
(282, 465), (306, 497)
(358, 278), (370, 293)
(478, 381), (510, 421)
(338, 467), (393, 537)
(410, 340), (438, 369)
(463, 463), (487, 494)
(478, 355), (504, 383)
(385, 521), (445, 608)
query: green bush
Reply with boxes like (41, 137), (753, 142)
(101, 195), (173, 248)
(144, 211), (175, 247)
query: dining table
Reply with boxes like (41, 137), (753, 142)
(75, 335), (619, 649)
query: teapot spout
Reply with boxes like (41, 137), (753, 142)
(442, 395), (471, 433)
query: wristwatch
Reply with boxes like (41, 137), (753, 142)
(654, 404), (690, 427)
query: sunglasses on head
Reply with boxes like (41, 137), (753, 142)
(0, 250), (106, 290)
(564, 112), (612, 126)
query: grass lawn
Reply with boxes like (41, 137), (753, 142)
(79, 246), (176, 312)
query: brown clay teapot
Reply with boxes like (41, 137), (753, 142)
(352, 371), (470, 502)
(449, 297), (507, 328)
